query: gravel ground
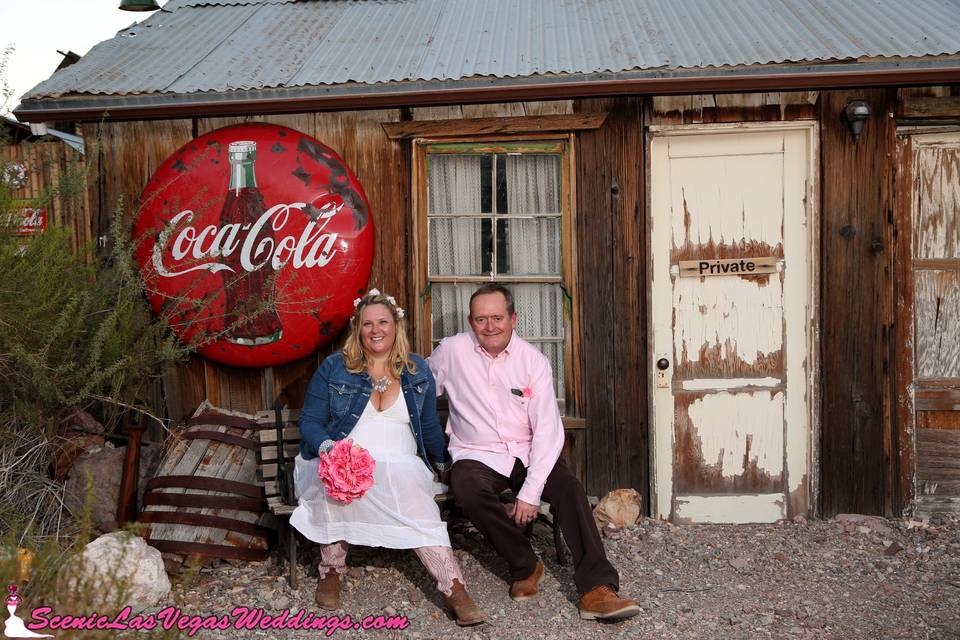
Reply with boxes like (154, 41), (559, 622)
(175, 513), (960, 639)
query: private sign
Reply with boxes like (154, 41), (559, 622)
(678, 256), (778, 277)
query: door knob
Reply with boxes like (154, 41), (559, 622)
(657, 358), (670, 371)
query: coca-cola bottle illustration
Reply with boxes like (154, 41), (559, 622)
(220, 140), (283, 346)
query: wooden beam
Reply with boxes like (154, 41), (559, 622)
(914, 258), (960, 270)
(893, 134), (916, 518)
(916, 388), (960, 411)
(381, 113), (607, 139)
(902, 96), (960, 119)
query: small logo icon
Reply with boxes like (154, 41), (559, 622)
(4, 586), (52, 639)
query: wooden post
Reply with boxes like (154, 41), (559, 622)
(117, 412), (147, 525)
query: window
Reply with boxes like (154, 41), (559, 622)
(414, 137), (577, 412)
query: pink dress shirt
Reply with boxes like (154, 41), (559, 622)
(428, 331), (564, 506)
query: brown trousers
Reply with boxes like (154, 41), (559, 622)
(450, 458), (619, 596)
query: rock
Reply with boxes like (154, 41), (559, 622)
(383, 606), (397, 616)
(58, 532), (171, 614)
(729, 556), (751, 571)
(52, 408), (107, 480)
(834, 513), (896, 537)
(602, 523), (623, 539)
(884, 541), (904, 556)
(63, 442), (163, 533)
(593, 488), (643, 529)
(63, 444), (124, 532)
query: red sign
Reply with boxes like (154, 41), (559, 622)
(134, 123), (374, 368)
(6, 205), (46, 235)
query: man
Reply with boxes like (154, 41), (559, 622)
(428, 283), (640, 621)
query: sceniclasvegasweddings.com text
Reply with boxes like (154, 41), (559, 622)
(25, 605), (411, 636)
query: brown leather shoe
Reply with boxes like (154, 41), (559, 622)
(578, 585), (641, 621)
(314, 571), (341, 610)
(444, 579), (485, 626)
(509, 560), (544, 601)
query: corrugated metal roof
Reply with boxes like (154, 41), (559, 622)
(23, 0), (960, 99)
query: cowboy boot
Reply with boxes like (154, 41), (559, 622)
(445, 579), (485, 626)
(314, 571), (341, 610)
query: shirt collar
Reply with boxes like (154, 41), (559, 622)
(469, 330), (517, 359)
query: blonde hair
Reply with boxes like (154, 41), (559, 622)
(341, 290), (416, 377)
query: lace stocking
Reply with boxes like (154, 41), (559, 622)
(415, 546), (465, 597)
(318, 541), (348, 578)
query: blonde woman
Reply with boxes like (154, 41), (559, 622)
(291, 290), (484, 626)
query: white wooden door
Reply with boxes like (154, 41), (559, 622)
(650, 125), (815, 523)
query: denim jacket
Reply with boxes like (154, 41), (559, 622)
(299, 352), (451, 472)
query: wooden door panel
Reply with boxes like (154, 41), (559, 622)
(914, 144), (960, 259)
(673, 389), (785, 494)
(672, 276), (784, 379)
(668, 150), (785, 262)
(915, 270), (960, 379)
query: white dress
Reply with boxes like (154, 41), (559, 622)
(290, 394), (451, 549)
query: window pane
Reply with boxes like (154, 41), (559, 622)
(534, 340), (565, 399)
(512, 283), (564, 339)
(431, 282), (478, 339)
(497, 218), (561, 275)
(505, 154), (561, 215)
(428, 155), (483, 215)
(429, 218), (485, 276)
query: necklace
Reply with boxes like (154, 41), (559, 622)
(371, 375), (393, 393)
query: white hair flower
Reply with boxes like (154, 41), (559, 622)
(397, 308), (405, 319)
(353, 297), (362, 308)
(368, 288), (381, 296)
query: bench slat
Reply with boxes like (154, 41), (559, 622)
(258, 427), (302, 444)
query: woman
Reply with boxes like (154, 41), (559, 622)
(290, 290), (484, 626)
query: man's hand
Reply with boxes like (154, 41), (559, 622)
(508, 499), (539, 527)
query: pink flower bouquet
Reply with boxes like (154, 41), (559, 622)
(318, 438), (376, 504)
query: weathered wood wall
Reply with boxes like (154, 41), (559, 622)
(575, 97), (648, 498)
(75, 85), (955, 514)
(1, 139), (90, 251)
(818, 88), (898, 517)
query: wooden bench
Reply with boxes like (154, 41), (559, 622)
(256, 399), (302, 587)
(258, 399), (570, 588)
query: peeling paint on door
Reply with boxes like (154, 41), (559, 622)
(673, 275), (784, 378)
(651, 124), (815, 523)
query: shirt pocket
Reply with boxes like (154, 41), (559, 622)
(505, 390), (530, 421)
(328, 382), (359, 418)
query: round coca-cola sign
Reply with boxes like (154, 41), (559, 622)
(134, 123), (374, 368)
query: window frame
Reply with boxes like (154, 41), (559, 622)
(412, 133), (581, 415)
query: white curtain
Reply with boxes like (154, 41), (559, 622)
(506, 155), (564, 395)
(505, 154), (561, 275)
(428, 156), (482, 338)
(428, 155), (483, 276)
